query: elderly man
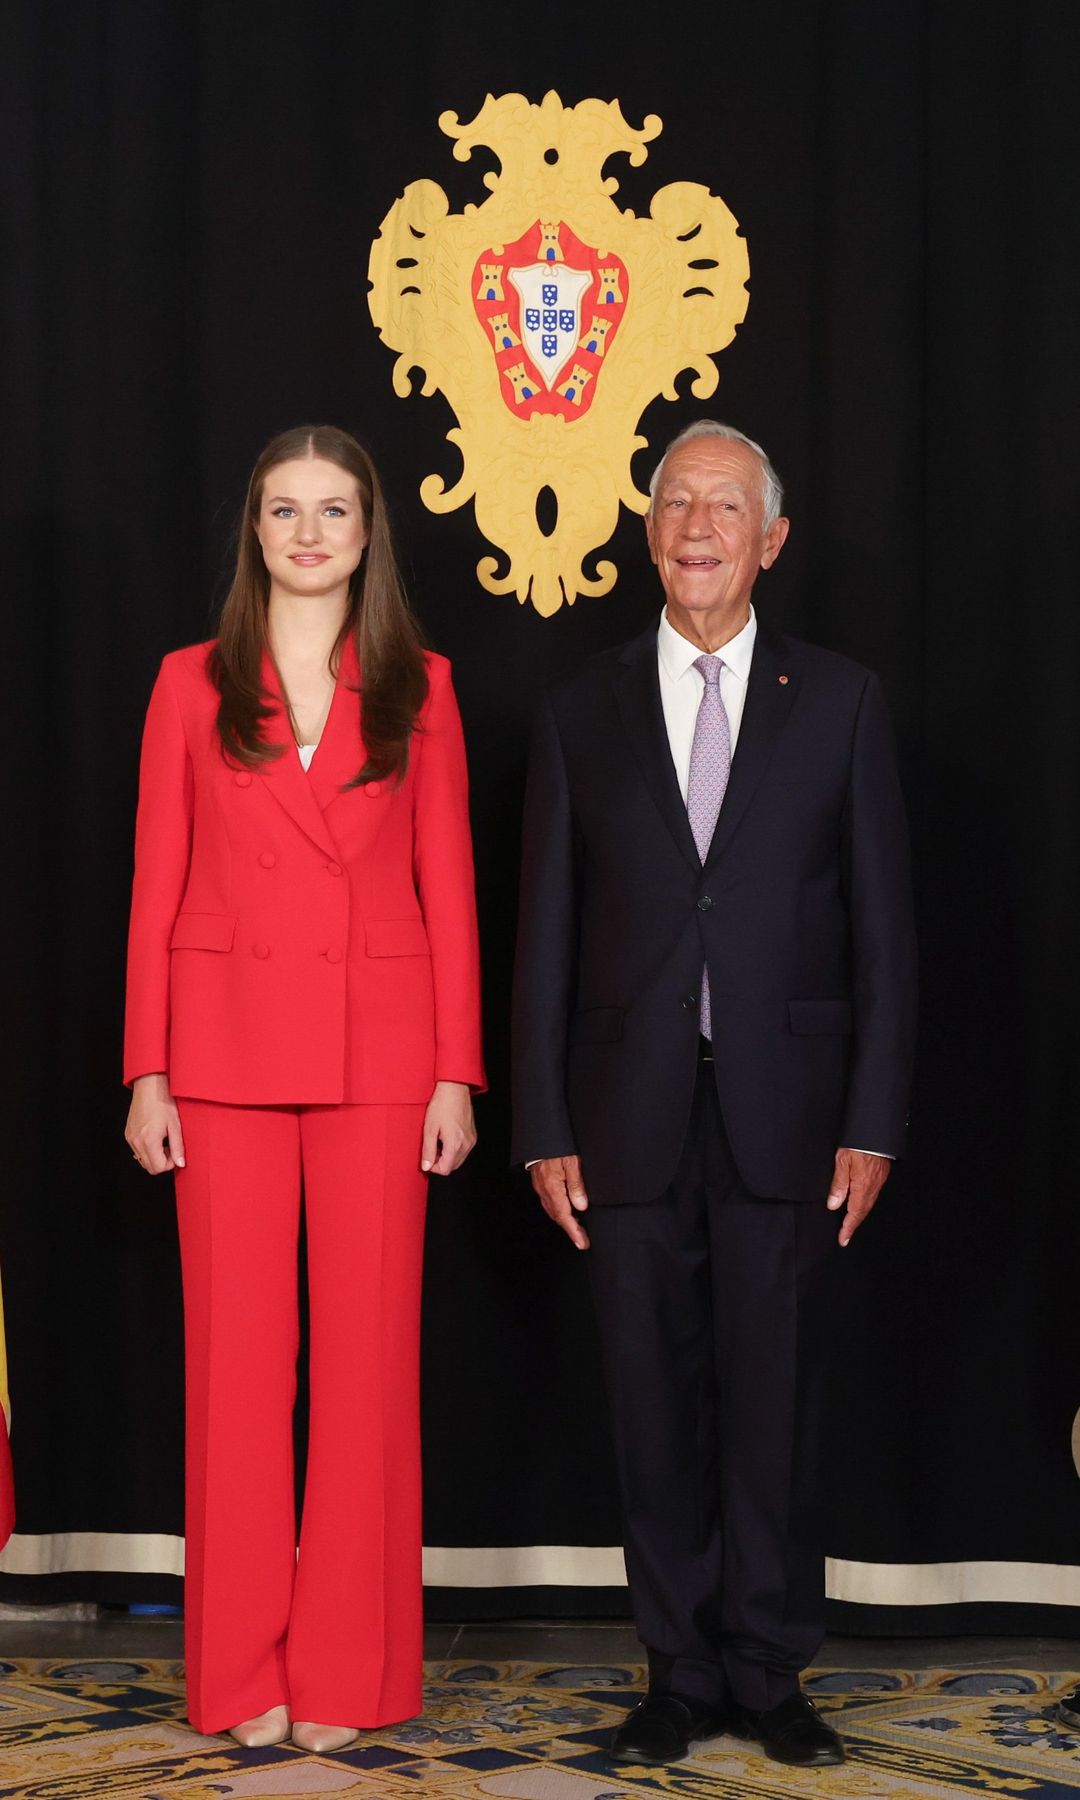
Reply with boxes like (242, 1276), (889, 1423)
(512, 421), (916, 1769)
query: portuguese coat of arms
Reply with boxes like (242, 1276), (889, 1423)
(368, 93), (750, 616)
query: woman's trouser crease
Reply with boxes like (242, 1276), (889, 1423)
(174, 1096), (428, 1735)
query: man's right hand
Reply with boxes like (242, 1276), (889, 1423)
(530, 1155), (591, 1250)
(125, 1073), (186, 1175)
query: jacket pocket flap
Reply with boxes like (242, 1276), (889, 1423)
(365, 918), (430, 957)
(170, 912), (236, 952)
(788, 998), (853, 1035)
(571, 1005), (625, 1045)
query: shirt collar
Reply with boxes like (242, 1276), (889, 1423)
(657, 604), (757, 685)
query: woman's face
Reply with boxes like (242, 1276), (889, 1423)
(255, 456), (368, 600)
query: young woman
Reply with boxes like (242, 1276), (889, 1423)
(124, 425), (484, 1751)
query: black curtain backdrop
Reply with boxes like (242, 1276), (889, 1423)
(2, 0), (1079, 1629)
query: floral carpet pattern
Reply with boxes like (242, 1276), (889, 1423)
(0, 1659), (1078, 1798)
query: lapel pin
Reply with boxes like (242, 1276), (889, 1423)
(778, 674), (790, 685)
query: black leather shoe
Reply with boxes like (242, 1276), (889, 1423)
(1058, 1684), (1080, 1728)
(732, 1691), (844, 1766)
(609, 1692), (724, 1765)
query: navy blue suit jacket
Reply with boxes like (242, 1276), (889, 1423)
(511, 618), (917, 1206)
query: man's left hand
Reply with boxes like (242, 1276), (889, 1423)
(826, 1149), (892, 1246)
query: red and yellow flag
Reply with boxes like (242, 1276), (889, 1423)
(0, 1270), (13, 1547)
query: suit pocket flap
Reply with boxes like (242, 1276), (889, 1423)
(170, 912), (236, 952)
(788, 998), (852, 1035)
(365, 918), (430, 957)
(571, 1005), (625, 1045)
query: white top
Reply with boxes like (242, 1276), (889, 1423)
(657, 604), (757, 801)
(297, 744), (317, 771)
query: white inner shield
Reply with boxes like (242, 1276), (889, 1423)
(508, 262), (593, 390)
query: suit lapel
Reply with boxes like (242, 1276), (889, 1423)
(614, 626), (701, 873)
(256, 648), (342, 859)
(705, 622), (801, 869)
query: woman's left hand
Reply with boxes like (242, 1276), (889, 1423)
(421, 1081), (477, 1175)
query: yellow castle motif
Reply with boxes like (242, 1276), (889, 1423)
(368, 92), (750, 616)
(488, 311), (521, 350)
(476, 264), (505, 301)
(538, 220), (565, 262)
(559, 363), (593, 405)
(579, 314), (614, 356)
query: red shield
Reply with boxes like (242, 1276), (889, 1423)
(473, 222), (629, 422)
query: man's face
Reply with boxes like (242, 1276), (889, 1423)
(645, 437), (788, 622)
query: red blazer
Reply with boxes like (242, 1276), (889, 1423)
(124, 637), (485, 1104)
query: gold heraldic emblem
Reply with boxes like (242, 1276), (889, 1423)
(367, 92), (750, 616)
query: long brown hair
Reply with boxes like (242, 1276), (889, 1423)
(209, 424), (428, 784)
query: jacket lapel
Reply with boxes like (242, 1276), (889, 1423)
(256, 649), (342, 859)
(305, 634), (364, 812)
(705, 621), (801, 869)
(614, 625), (701, 873)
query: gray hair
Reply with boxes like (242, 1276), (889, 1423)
(647, 420), (784, 530)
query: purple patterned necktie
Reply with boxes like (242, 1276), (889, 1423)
(686, 654), (731, 1040)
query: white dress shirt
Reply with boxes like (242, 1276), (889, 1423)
(657, 604), (757, 798)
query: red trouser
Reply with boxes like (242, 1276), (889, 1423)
(173, 1098), (428, 1735)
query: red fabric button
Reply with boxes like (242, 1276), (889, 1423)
(234, 771), (253, 788)
(258, 851), (276, 869)
(326, 861), (343, 877)
(252, 942), (270, 960)
(325, 947), (343, 964)
(366, 782), (382, 798)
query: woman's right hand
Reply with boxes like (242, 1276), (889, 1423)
(125, 1073), (186, 1175)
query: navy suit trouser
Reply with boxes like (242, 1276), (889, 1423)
(587, 1055), (838, 1712)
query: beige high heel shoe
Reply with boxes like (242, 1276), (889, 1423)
(291, 1720), (360, 1753)
(227, 1704), (291, 1747)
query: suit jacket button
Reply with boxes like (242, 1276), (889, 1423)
(253, 942), (270, 959)
(366, 782), (382, 798)
(682, 995), (697, 1011)
(258, 851), (276, 869)
(234, 771), (253, 788)
(325, 947), (343, 964)
(697, 895), (713, 911)
(326, 861), (343, 876)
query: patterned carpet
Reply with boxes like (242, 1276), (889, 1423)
(0, 1659), (1078, 1798)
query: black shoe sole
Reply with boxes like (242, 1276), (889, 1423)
(608, 1724), (724, 1766)
(761, 1744), (846, 1767)
(609, 1744), (683, 1765)
(730, 1721), (845, 1766)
